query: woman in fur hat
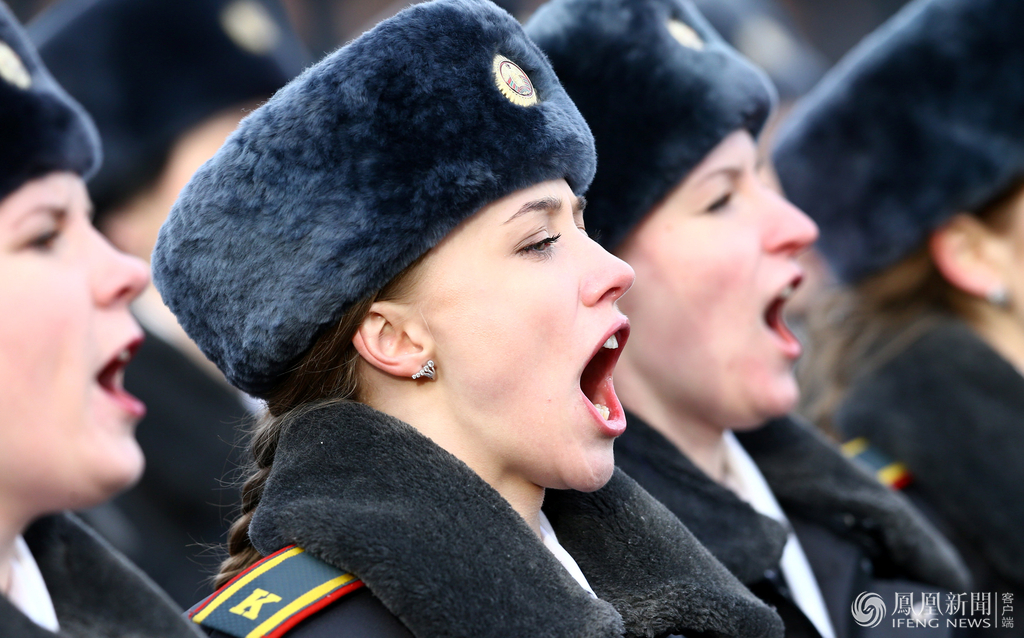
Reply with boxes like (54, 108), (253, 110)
(31, 0), (308, 606)
(775, 0), (1024, 629)
(526, 1), (969, 637)
(0, 2), (201, 636)
(153, 0), (786, 636)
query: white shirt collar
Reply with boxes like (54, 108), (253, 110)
(538, 510), (597, 597)
(7, 535), (60, 632)
(722, 431), (836, 638)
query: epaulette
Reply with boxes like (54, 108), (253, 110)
(189, 545), (364, 638)
(841, 437), (913, 490)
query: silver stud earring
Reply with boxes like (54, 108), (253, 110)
(412, 360), (436, 380)
(987, 286), (1010, 308)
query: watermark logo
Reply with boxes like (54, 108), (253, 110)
(851, 592), (1014, 629)
(852, 592), (887, 628)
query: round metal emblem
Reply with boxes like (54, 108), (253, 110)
(493, 54), (537, 107)
(668, 19), (705, 51)
(221, 0), (281, 56)
(0, 41), (31, 90)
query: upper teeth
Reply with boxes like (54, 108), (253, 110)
(117, 350), (130, 363)
(779, 284), (795, 300)
(603, 334), (619, 350)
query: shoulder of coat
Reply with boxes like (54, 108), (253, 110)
(188, 545), (364, 638)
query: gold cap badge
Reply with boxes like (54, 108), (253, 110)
(0, 41), (30, 90)
(493, 54), (537, 107)
(221, 0), (280, 56)
(667, 20), (704, 51)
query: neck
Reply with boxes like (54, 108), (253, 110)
(614, 361), (729, 484)
(365, 380), (547, 537)
(968, 305), (1024, 375)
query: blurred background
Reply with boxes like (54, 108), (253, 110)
(11, 0), (912, 66)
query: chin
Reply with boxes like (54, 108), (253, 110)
(561, 455), (616, 493)
(755, 377), (800, 423)
(84, 447), (146, 507)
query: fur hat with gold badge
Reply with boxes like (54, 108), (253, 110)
(153, 0), (597, 397)
(526, 0), (776, 251)
(0, 0), (98, 203)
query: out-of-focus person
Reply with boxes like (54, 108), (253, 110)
(527, 1), (969, 637)
(27, 0), (308, 605)
(775, 0), (1024, 632)
(0, 2), (201, 635)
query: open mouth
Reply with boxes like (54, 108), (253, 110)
(763, 275), (802, 355)
(580, 322), (629, 429)
(97, 339), (147, 419)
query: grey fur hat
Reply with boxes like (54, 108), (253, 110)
(525, 0), (776, 251)
(31, 0), (308, 223)
(772, 0), (1024, 283)
(0, 0), (98, 203)
(152, 0), (596, 397)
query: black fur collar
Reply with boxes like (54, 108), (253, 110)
(737, 416), (968, 591)
(248, 401), (784, 638)
(615, 413), (968, 592)
(0, 513), (200, 638)
(614, 414), (789, 585)
(836, 319), (1024, 585)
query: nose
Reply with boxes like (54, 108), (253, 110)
(761, 187), (819, 255)
(581, 240), (635, 307)
(90, 227), (150, 308)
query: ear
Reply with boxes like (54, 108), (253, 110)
(929, 213), (1010, 299)
(352, 301), (434, 379)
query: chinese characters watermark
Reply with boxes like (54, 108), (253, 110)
(852, 592), (1014, 629)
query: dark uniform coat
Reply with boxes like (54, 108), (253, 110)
(836, 319), (1024, 637)
(82, 330), (249, 606)
(615, 413), (970, 638)
(0, 513), (201, 637)
(195, 401), (785, 638)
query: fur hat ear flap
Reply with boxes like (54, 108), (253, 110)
(772, 0), (1024, 283)
(153, 0), (597, 397)
(0, 0), (99, 203)
(526, 0), (776, 251)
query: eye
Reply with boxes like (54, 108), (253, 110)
(517, 233), (561, 257)
(707, 192), (732, 213)
(30, 228), (60, 251)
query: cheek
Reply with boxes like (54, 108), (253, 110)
(625, 229), (754, 363)
(435, 270), (577, 406)
(0, 278), (88, 422)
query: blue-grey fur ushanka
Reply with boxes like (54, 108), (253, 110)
(0, 0), (98, 203)
(526, 0), (775, 251)
(30, 0), (308, 222)
(772, 0), (1024, 283)
(153, 0), (596, 397)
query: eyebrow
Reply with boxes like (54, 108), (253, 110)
(694, 166), (742, 187)
(503, 195), (563, 225)
(503, 194), (588, 225)
(574, 195), (587, 216)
